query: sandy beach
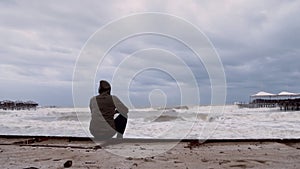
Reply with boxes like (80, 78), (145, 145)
(0, 136), (299, 169)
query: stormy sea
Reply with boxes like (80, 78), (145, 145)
(0, 105), (299, 139)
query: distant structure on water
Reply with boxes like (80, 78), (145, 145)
(237, 91), (300, 111)
(0, 100), (39, 110)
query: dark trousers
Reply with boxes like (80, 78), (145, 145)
(114, 114), (127, 135)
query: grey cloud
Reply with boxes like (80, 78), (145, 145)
(1, 0), (300, 106)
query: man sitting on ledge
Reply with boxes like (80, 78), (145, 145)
(89, 80), (128, 140)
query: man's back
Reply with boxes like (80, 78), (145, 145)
(89, 80), (128, 139)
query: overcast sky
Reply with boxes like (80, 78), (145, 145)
(1, 0), (300, 107)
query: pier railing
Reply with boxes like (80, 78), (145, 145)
(237, 98), (300, 111)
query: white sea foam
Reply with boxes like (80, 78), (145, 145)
(0, 105), (299, 139)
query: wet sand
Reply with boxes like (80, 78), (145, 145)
(0, 136), (299, 169)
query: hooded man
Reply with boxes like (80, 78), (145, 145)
(89, 80), (128, 139)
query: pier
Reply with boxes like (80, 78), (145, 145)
(0, 100), (38, 110)
(237, 91), (300, 111)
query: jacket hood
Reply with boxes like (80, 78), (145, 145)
(98, 80), (111, 95)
